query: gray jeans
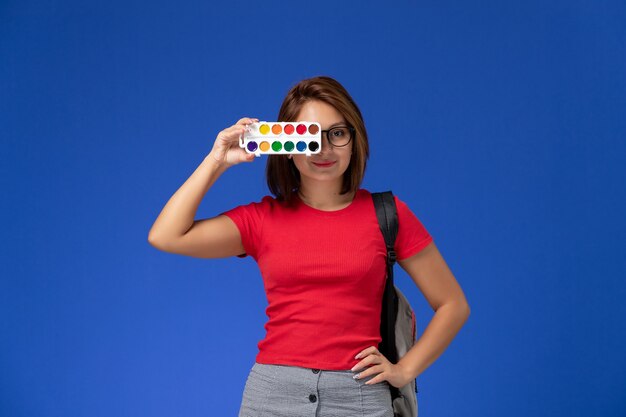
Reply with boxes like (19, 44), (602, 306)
(239, 362), (394, 417)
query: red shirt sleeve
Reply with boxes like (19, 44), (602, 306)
(219, 196), (270, 260)
(393, 195), (434, 261)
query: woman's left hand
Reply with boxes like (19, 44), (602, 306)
(351, 346), (413, 389)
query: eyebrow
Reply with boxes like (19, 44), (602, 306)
(323, 121), (348, 129)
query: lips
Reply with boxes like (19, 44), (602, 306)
(312, 161), (336, 167)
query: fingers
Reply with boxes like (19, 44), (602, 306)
(351, 346), (385, 380)
(351, 352), (382, 372)
(210, 117), (259, 167)
(355, 346), (380, 360)
(218, 124), (247, 143)
(219, 117), (259, 143)
(353, 363), (384, 382)
(235, 117), (259, 126)
(363, 370), (385, 385)
(351, 346), (396, 386)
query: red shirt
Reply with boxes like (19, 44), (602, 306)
(220, 188), (433, 370)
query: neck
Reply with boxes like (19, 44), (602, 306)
(297, 180), (356, 210)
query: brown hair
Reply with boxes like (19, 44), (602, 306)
(266, 76), (370, 203)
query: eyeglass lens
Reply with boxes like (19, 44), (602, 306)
(326, 127), (352, 147)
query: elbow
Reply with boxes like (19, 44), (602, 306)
(147, 232), (163, 249)
(436, 300), (470, 321)
(449, 300), (471, 321)
(147, 224), (166, 247)
(457, 292), (471, 320)
(435, 294), (470, 324)
(460, 301), (471, 322)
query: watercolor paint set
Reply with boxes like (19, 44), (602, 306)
(240, 121), (322, 157)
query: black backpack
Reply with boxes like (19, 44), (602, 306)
(372, 191), (419, 417)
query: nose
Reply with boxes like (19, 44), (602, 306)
(319, 133), (334, 154)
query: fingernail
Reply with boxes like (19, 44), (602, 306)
(353, 373), (360, 379)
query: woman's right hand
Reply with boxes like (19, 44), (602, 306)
(208, 117), (259, 168)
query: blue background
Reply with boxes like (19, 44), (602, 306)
(2, 0), (625, 416)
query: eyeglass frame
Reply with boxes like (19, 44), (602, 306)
(320, 125), (356, 148)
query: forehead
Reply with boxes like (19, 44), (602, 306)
(295, 100), (346, 126)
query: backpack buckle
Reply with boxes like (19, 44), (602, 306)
(387, 250), (397, 265)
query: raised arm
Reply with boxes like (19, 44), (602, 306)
(147, 117), (258, 258)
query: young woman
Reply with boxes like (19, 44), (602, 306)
(148, 76), (470, 417)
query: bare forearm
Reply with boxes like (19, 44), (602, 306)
(148, 153), (228, 243)
(398, 302), (470, 380)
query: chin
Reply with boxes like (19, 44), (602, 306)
(307, 170), (348, 182)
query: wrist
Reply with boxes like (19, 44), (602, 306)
(205, 151), (230, 171)
(397, 358), (418, 382)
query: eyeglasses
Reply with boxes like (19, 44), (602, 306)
(320, 126), (355, 148)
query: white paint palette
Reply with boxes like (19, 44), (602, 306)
(240, 121), (322, 157)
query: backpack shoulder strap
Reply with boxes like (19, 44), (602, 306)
(372, 191), (400, 365)
(372, 191), (399, 276)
